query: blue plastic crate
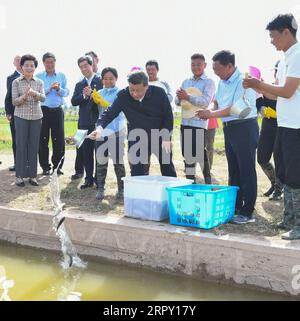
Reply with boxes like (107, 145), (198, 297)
(166, 184), (239, 229)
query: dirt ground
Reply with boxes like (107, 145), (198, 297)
(0, 147), (285, 238)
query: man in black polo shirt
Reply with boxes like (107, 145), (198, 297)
(90, 71), (177, 177)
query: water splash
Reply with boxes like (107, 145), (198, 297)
(0, 266), (14, 301)
(49, 157), (87, 270)
(57, 268), (83, 301)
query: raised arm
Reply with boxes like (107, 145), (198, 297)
(12, 80), (26, 106)
(71, 83), (85, 106)
(189, 79), (216, 107)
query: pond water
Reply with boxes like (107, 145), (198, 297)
(0, 242), (291, 301)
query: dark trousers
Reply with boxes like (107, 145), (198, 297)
(257, 118), (278, 165)
(180, 125), (211, 184)
(205, 128), (216, 169)
(223, 118), (259, 216)
(128, 137), (177, 177)
(257, 118), (281, 188)
(274, 127), (300, 189)
(74, 120), (84, 175)
(82, 126), (96, 183)
(96, 130), (126, 190)
(75, 146), (84, 174)
(9, 116), (17, 164)
(14, 116), (42, 178)
(39, 107), (65, 170)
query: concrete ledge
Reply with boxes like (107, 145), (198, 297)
(1, 205), (300, 297)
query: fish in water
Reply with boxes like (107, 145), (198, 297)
(56, 217), (66, 231)
(69, 255), (73, 268)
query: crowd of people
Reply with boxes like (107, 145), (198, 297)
(2, 14), (300, 240)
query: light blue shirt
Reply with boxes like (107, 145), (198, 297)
(215, 68), (257, 122)
(98, 86), (126, 137)
(176, 74), (215, 129)
(36, 71), (69, 108)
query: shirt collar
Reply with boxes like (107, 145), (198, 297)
(103, 86), (118, 93)
(284, 42), (300, 58)
(20, 75), (37, 81)
(45, 71), (57, 77)
(191, 73), (207, 81)
(223, 68), (240, 84)
(86, 73), (95, 82)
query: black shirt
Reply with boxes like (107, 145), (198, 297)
(98, 86), (174, 140)
(256, 96), (277, 112)
(5, 70), (21, 115)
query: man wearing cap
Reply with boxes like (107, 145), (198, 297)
(197, 50), (259, 225)
(244, 14), (300, 239)
(176, 53), (215, 184)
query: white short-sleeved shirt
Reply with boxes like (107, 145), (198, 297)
(277, 42), (300, 129)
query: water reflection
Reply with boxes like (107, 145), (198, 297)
(57, 268), (83, 301)
(0, 265), (14, 301)
(0, 242), (293, 301)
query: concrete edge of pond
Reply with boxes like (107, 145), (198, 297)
(0, 205), (300, 298)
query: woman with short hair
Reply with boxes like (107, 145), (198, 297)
(94, 67), (126, 201)
(12, 54), (45, 187)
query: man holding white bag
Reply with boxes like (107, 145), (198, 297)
(196, 50), (259, 225)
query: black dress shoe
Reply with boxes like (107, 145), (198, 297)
(42, 170), (51, 176)
(71, 173), (84, 180)
(29, 178), (39, 186)
(80, 181), (94, 189)
(15, 177), (25, 187)
(9, 165), (16, 172)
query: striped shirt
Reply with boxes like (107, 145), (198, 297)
(12, 76), (45, 120)
(176, 74), (215, 129)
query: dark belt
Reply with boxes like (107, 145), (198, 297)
(42, 106), (62, 112)
(223, 117), (256, 128)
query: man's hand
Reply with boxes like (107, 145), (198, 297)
(51, 82), (60, 91)
(88, 127), (103, 141)
(195, 109), (213, 120)
(176, 88), (189, 101)
(243, 77), (262, 91)
(6, 114), (12, 122)
(162, 141), (172, 154)
(83, 86), (92, 98)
